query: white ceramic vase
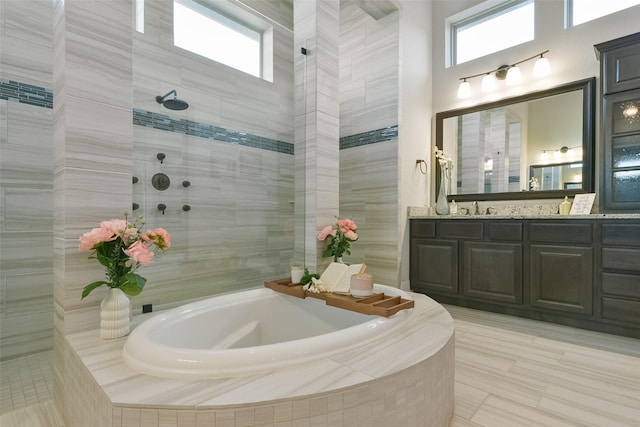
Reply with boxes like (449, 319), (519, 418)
(100, 287), (131, 339)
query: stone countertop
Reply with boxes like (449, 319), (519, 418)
(408, 206), (640, 220)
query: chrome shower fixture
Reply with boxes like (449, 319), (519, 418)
(156, 89), (189, 111)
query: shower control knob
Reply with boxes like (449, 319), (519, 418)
(157, 153), (166, 164)
(182, 204), (191, 212)
(132, 202), (140, 211)
(157, 203), (166, 215)
(132, 176), (139, 184)
(182, 180), (191, 187)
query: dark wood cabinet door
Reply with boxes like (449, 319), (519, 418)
(463, 242), (522, 304)
(410, 239), (458, 295)
(530, 245), (593, 314)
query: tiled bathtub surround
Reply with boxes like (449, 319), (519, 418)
(0, 79), (53, 109)
(62, 293), (454, 427)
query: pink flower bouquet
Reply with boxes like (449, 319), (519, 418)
(317, 218), (358, 261)
(79, 213), (171, 299)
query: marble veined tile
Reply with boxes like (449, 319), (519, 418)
(471, 394), (580, 427)
(538, 384), (639, 427)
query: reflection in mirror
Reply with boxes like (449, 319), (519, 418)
(529, 161), (583, 191)
(436, 78), (595, 201)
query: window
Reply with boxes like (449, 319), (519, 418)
(450, 0), (534, 66)
(567, 0), (640, 27)
(135, 0), (144, 33)
(173, 0), (272, 80)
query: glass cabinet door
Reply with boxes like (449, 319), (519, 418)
(604, 89), (640, 209)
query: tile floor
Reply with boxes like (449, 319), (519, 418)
(1, 306), (639, 427)
(0, 351), (53, 414)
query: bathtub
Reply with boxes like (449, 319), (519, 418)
(122, 284), (416, 379)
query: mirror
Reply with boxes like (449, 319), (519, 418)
(435, 78), (595, 201)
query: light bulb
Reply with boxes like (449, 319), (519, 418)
(505, 66), (522, 85)
(533, 56), (550, 78)
(457, 80), (471, 99)
(481, 73), (496, 92)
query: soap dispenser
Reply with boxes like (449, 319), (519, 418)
(559, 196), (572, 215)
(449, 200), (458, 215)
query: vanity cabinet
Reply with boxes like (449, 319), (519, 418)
(410, 220), (523, 307)
(410, 218), (640, 338)
(595, 32), (640, 212)
(528, 222), (593, 315)
(601, 222), (640, 327)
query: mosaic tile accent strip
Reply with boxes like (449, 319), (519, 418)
(0, 79), (53, 109)
(133, 109), (294, 155)
(339, 125), (398, 149)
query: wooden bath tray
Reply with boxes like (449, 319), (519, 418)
(264, 278), (414, 317)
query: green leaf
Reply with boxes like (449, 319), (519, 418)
(81, 281), (108, 299)
(119, 273), (147, 296)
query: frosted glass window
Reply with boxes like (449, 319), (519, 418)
(452, 0), (534, 65)
(567, 0), (640, 27)
(174, 0), (262, 78)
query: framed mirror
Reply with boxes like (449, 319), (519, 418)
(435, 77), (595, 201)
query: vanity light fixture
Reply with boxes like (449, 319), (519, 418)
(540, 145), (581, 160)
(456, 50), (550, 99)
(457, 78), (471, 99)
(481, 73), (497, 92)
(532, 53), (551, 78)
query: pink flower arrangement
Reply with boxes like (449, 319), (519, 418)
(79, 214), (171, 299)
(317, 218), (358, 261)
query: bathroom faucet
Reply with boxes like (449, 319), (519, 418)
(472, 201), (479, 215)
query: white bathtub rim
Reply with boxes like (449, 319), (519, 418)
(122, 284), (416, 379)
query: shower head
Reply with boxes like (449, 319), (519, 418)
(156, 90), (189, 111)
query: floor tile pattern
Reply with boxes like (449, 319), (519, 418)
(1, 306), (639, 427)
(0, 351), (53, 414)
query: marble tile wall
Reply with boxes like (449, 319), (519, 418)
(129, 0), (296, 309)
(0, 0), (54, 362)
(51, 1), (134, 424)
(0, 100), (54, 361)
(338, 2), (400, 284)
(293, 0), (341, 272)
(339, 1), (399, 137)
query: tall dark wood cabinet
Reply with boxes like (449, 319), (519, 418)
(595, 32), (640, 211)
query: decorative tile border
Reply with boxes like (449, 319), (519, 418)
(1, 79), (397, 155)
(0, 79), (53, 109)
(339, 125), (398, 149)
(133, 109), (294, 155)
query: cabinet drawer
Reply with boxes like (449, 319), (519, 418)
(529, 223), (592, 244)
(602, 272), (640, 298)
(411, 221), (435, 238)
(438, 222), (483, 239)
(602, 247), (640, 272)
(488, 222), (522, 241)
(602, 223), (640, 246)
(602, 297), (640, 325)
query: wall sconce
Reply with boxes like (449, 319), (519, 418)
(457, 50), (550, 99)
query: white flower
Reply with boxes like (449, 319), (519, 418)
(434, 147), (453, 170)
(529, 177), (539, 191)
(303, 277), (330, 293)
